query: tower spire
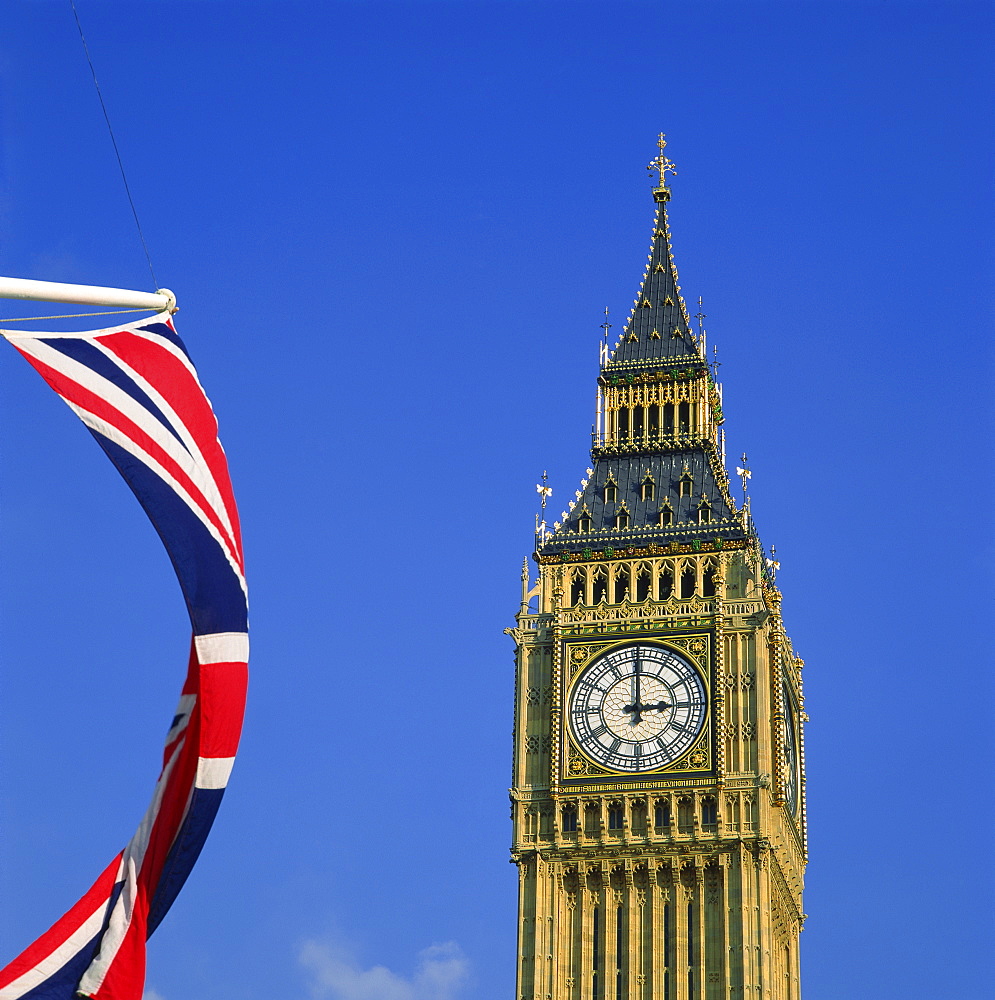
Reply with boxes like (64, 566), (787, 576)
(607, 138), (700, 368)
(540, 137), (742, 560)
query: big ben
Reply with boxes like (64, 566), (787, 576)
(508, 137), (807, 1000)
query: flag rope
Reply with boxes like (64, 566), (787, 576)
(0, 308), (160, 325)
(69, 0), (159, 291)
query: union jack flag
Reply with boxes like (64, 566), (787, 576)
(0, 314), (248, 1000)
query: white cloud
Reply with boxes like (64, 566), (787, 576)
(299, 939), (469, 1000)
(143, 990), (166, 1000)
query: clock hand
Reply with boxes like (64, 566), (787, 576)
(622, 659), (671, 724)
(622, 692), (671, 721)
(631, 660), (638, 721)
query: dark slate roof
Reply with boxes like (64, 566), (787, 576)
(539, 448), (746, 558)
(605, 194), (702, 371)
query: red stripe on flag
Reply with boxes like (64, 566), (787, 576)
(198, 660), (248, 759)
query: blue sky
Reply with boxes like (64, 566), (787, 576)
(0, 2), (992, 998)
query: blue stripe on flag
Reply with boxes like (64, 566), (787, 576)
(146, 787), (225, 936)
(91, 434), (248, 635)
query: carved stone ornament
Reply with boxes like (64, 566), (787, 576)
(567, 746), (610, 778)
(568, 753), (588, 776)
(686, 636), (708, 657)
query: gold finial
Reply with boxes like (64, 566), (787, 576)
(647, 132), (678, 188)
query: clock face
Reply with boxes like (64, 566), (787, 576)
(782, 686), (799, 816)
(568, 643), (707, 773)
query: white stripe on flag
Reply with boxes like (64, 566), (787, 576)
(76, 855), (138, 996)
(196, 756), (236, 790)
(195, 632), (249, 664)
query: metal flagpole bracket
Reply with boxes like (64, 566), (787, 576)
(0, 276), (176, 313)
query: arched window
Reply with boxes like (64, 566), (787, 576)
(616, 507), (630, 530)
(613, 569), (629, 604)
(657, 568), (674, 600)
(679, 472), (694, 497)
(607, 803), (624, 830)
(663, 403), (675, 435)
(681, 565), (696, 599)
(698, 501), (711, 524)
(592, 570), (609, 604)
(677, 797), (694, 831)
(702, 565), (716, 597)
(577, 509), (592, 533)
(604, 478), (618, 503)
(641, 475), (655, 501)
(617, 408), (630, 441)
(657, 504), (673, 527)
(678, 401), (690, 434)
(561, 805), (579, 832)
(647, 404), (660, 437)
(631, 405), (644, 441)
(654, 801), (671, 828)
(570, 571), (586, 606)
(701, 797), (717, 826)
(585, 802), (599, 835)
(636, 568), (652, 602)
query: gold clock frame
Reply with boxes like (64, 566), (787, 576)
(559, 630), (714, 784)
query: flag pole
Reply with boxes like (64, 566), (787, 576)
(0, 276), (175, 313)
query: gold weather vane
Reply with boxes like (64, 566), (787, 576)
(696, 296), (707, 337)
(736, 453), (752, 495)
(647, 133), (678, 187)
(536, 470), (553, 508)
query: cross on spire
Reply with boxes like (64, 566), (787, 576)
(647, 132), (678, 187)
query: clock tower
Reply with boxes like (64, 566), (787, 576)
(508, 138), (807, 1000)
